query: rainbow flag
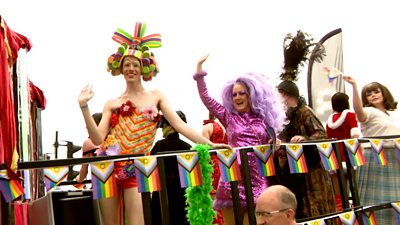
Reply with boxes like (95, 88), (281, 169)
(135, 156), (161, 192)
(0, 178), (24, 203)
(316, 142), (339, 171)
(217, 149), (241, 182)
(90, 161), (117, 199)
(177, 152), (203, 188)
(306, 219), (326, 225)
(43, 166), (69, 191)
(339, 211), (359, 225)
(393, 138), (400, 163)
(369, 139), (388, 166)
(391, 202), (400, 225)
(253, 145), (275, 176)
(362, 212), (377, 225)
(343, 139), (366, 167)
(286, 144), (308, 173)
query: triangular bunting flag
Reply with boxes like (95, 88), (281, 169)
(286, 144), (308, 173)
(253, 145), (275, 176)
(393, 139), (400, 163)
(362, 211), (377, 225)
(369, 139), (388, 166)
(217, 149), (241, 182)
(0, 178), (24, 203)
(177, 153), (203, 188)
(391, 202), (400, 225)
(90, 161), (117, 199)
(306, 218), (326, 225)
(134, 156), (161, 192)
(343, 139), (366, 167)
(44, 166), (69, 191)
(316, 142), (339, 171)
(339, 211), (359, 225)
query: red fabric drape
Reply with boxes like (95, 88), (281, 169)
(0, 16), (32, 179)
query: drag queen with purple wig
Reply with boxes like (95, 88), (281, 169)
(193, 54), (286, 225)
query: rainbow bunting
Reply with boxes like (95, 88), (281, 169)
(135, 156), (161, 192)
(391, 202), (400, 225)
(253, 145), (275, 176)
(343, 139), (366, 167)
(339, 211), (359, 225)
(177, 152), (203, 188)
(90, 161), (117, 199)
(44, 166), (69, 191)
(362, 212), (377, 225)
(393, 139), (400, 163)
(0, 177), (24, 203)
(369, 139), (388, 166)
(217, 149), (241, 182)
(306, 219), (326, 225)
(316, 142), (339, 171)
(286, 144), (308, 173)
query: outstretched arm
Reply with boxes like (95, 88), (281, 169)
(343, 76), (367, 122)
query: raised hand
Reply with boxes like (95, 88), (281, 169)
(197, 54), (210, 73)
(343, 75), (356, 86)
(78, 84), (94, 108)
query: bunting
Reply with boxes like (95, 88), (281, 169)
(177, 152), (203, 188)
(43, 166), (69, 191)
(306, 219), (326, 225)
(90, 161), (117, 199)
(343, 139), (366, 167)
(0, 177), (24, 203)
(339, 211), (359, 225)
(369, 139), (388, 166)
(391, 202), (400, 225)
(135, 156), (161, 192)
(217, 149), (241, 182)
(253, 145), (275, 176)
(316, 142), (339, 171)
(286, 144), (308, 173)
(362, 211), (377, 225)
(393, 138), (400, 163)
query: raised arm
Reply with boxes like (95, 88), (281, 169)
(78, 84), (110, 145)
(343, 76), (367, 122)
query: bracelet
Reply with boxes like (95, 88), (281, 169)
(80, 104), (88, 109)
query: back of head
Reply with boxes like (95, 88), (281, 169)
(331, 92), (349, 112)
(158, 110), (187, 128)
(277, 80), (299, 98)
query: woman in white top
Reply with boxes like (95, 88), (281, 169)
(344, 76), (400, 224)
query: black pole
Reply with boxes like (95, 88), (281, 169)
(54, 131), (59, 159)
(239, 148), (256, 225)
(230, 181), (243, 225)
(332, 142), (349, 209)
(157, 157), (170, 225)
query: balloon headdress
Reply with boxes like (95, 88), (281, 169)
(107, 22), (162, 81)
(277, 30), (325, 98)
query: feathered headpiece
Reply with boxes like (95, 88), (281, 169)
(278, 30), (325, 97)
(107, 22), (162, 81)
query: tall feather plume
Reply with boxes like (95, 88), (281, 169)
(280, 30), (325, 82)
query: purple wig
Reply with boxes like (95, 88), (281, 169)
(221, 72), (286, 134)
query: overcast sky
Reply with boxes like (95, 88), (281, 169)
(1, 0), (399, 160)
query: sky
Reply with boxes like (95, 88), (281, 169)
(1, 0), (399, 160)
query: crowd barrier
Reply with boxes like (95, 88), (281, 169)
(1, 135), (400, 225)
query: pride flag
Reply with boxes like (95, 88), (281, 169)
(177, 152), (202, 188)
(217, 149), (241, 182)
(316, 142), (339, 171)
(253, 145), (275, 176)
(90, 161), (117, 199)
(339, 211), (359, 225)
(0, 178), (24, 203)
(391, 202), (400, 225)
(393, 138), (400, 163)
(343, 139), (366, 167)
(362, 212), (377, 225)
(306, 219), (326, 225)
(286, 144), (308, 173)
(43, 166), (69, 191)
(369, 139), (388, 166)
(135, 156), (161, 192)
